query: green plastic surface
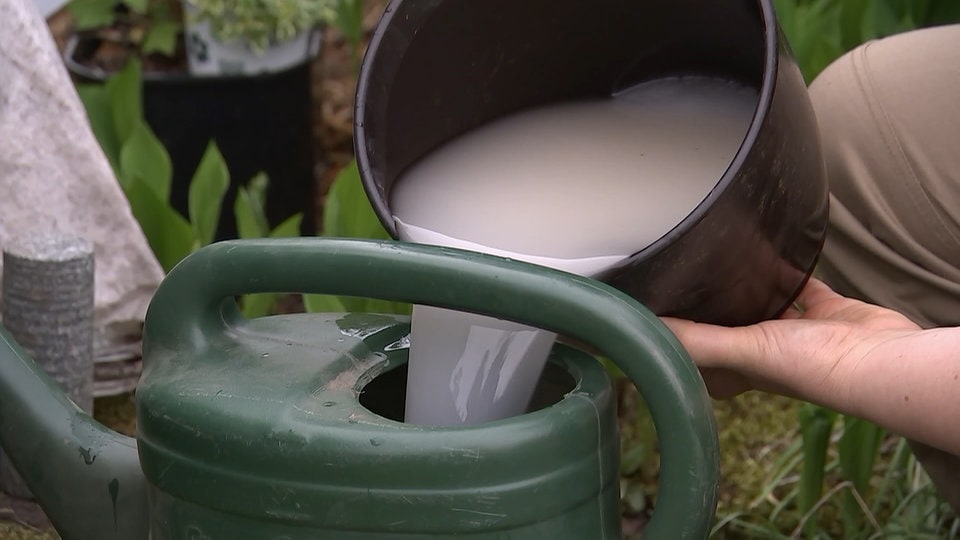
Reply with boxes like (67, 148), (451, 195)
(0, 237), (720, 539)
(0, 328), (148, 540)
(141, 238), (719, 539)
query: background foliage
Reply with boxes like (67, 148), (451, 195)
(706, 1), (960, 538)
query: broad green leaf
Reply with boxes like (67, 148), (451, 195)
(119, 122), (172, 197)
(124, 0), (148, 13)
(334, 0), (365, 65)
(304, 295), (412, 317)
(143, 20), (181, 56)
(68, 0), (119, 29)
(838, 0), (870, 51)
(269, 213), (304, 238)
(356, 297), (412, 315)
(303, 294), (347, 313)
(107, 60), (143, 144)
(241, 293), (279, 319)
(234, 173), (271, 239)
(803, 36), (845, 84)
(927, 0), (960, 25)
(774, 0), (799, 41)
(314, 160), (410, 315)
(779, 0), (843, 83)
(861, 0), (910, 42)
(323, 161), (391, 240)
(188, 142), (230, 246)
(76, 84), (122, 175)
(234, 187), (262, 240)
(122, 174), (194, 272)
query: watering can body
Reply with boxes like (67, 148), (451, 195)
(138, 313), (622, 538)
(0, 238), (718, 539)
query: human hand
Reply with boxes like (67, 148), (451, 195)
(661, 277), (921, 400)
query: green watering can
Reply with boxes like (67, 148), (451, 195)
(0, 238), (718, 539)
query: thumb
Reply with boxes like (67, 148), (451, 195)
(660, 317), (766, 370)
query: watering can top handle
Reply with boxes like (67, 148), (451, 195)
(145, 238), (718, 539)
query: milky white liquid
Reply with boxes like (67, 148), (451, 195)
(393, 76), (757, 425)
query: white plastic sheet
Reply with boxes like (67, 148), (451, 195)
(0, 1), (164, 372)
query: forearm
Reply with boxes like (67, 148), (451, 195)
(748, 327), (960, 455)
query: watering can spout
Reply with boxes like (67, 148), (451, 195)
(0, 327), (148, 539)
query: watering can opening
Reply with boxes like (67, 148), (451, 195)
(359, 358), (578, 423)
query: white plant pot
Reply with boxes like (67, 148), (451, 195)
(184, 11), (321, 77)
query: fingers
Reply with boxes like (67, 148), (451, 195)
(660, 317), (763, 370)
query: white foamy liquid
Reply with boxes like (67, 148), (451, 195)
(395, 76), (757, 425)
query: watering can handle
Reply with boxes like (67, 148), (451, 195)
(146, 238), (719, 539)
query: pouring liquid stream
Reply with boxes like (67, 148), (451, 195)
(392, 75), (757, 425)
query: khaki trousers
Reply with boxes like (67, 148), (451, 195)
(809, 24), (960, 511)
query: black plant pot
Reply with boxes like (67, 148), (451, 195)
(65, 35), (317, 239)
(355, 0), (828, 327)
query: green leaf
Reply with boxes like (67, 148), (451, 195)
(779, 0), (843, 83)
(358, 298), (412, 315)
(838, 416), (885, 534)
(302, 294), (347, 313)
(119, 122), (172, 198)
(68, 0), (119, 29)
(797, 403), (837, 537)
(269, 213), (304, 238)
(323, 161), (391, 240)
(927, 0), (960, 25)
(241, 293), (279, 319)
(234, 188), (261, 239)
(107, 60), (144, 144)
(334, 0), (365, 65)
(76, 84), (122, 175)
(861, 0), (909, 42)
(124, 0), (148, 13)
(311, 160), (411, 315)
(188, 142), (230, 247)
(142, 19), (181, 56)
(838, 0), (870, 51)
(234, 173), (271, 239)
(122, 174), (194, 272)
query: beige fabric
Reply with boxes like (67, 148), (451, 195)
(810, 24), (960, 511)
(0, 1), (164, 356)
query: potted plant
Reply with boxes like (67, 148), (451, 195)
(63, 0), (336, 239)
(66, 0), (184, 73)
(182, 0), (338, 76)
